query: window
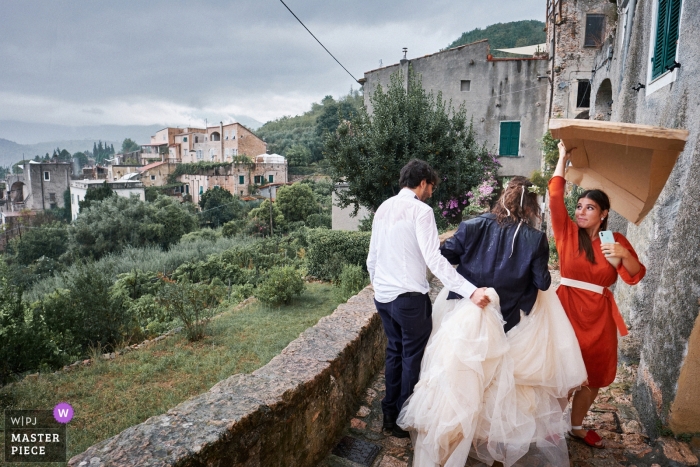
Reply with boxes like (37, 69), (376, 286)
(49, 193), (56, 202)
(197, 150), (203, 159)
(460, 80), (471, 92)
(150, 175), (156, 181)
(195, 136), (199, 143)
(185, 184), (189, 194)
(651, 0), (682, 80)
(183, 136), (188, 142)
(268, 175), (274, 183)
(254, 175), (262, 184)
(498, 121), (521, 157)
(576, 80), (591, 107)
(584, 14), (605, 47)
(199, 186), (203, 194)
(239, 175), (245, 184)
(43, 171), (50, 181)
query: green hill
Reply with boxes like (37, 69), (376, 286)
(447, 20), (546, 57)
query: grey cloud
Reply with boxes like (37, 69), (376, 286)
(0, 0), (543, 131)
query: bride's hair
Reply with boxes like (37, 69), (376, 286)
(491, 176), (541, 226)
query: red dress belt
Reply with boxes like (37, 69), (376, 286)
(560, 277), (629, 337)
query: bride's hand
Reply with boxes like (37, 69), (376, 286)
(469, 287), (490, 308)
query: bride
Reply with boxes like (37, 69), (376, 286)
(397, 177), (587, 467)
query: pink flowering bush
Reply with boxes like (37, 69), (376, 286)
(462, 172), (499, 217)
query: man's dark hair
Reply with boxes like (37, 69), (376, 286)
(399, 159), (439, 189)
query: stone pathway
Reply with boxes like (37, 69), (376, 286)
(319, 276), (700, 467)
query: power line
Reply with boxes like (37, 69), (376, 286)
(279, 0), (361, 85)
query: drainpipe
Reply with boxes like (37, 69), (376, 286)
(548, 19), (557, 120)
(220, 121), (224, 162)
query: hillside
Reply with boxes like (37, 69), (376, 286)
(447, 20), (546, 57)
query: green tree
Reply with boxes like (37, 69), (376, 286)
(325, 69), (499, 218)
(276, 183), (319, 223)
(79, 181), (115, 212)
(7, 221), (68, 265)
(198, 186), (244, 228)
(285, 144), (311, 167)
(247, 199), (284, 236)
(121, 138), (141, 153)
(67, 195), (198, 260)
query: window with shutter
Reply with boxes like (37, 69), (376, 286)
(652, 0), (682, 80)
(499, 122), (520, 157)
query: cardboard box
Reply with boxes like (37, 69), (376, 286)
(549, 119), (688, 225)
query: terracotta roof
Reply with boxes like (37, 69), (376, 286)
(138, 161), (166, 173)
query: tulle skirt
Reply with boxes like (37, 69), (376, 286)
(397, 287), (587, 467)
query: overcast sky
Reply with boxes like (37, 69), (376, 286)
(0, 0), (543, 140)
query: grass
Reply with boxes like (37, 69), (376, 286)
(0, 282), (343, 459)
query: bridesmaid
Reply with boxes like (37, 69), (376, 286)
(549, 141), (646, 448)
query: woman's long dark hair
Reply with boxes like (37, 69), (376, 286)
(491, 176), (541, 226)
(577, 189), (610, 263)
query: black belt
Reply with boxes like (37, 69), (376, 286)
(398, 291), (425, 298)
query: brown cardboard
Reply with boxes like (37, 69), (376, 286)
(549, 119), (689, 225)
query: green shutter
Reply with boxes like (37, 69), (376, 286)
(499, 122), (520, 156)
(652, 0), (682, 80)
(239, 175), (244, 184)
(268, 175), (274, 183)
(509, 122), (520, 156)
(665, 0), (682, 69)
(499, 123), (510, 156)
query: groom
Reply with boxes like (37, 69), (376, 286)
(367, 159), (490, 438)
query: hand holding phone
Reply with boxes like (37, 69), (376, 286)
(598, 230), (615, 244)
(598, 230), (621, 267)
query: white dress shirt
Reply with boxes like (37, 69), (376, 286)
(367, 188), (477, 303)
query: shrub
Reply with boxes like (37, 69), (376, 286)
(179, 229), (220, 243)
(0, 270), (57, 384)
(306, 213), (331, 229)
(254, 266), (305, 306)
(337, 264), (369, 301)
(156, 279), (225, 341)
(306, 229), (371, 281)
(221, 220), (242, 237)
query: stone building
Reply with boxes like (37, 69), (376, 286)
(164, 123), (267, 164)
(179, 154), (287, 205)
(360, 40), (549, 178)
(544, 0), (618, 120)
(3, 160), (71, 213)
(547, 0), (700, 435)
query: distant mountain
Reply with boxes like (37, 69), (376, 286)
(447, 20), (546, 57)
(0, 138), (121, 168)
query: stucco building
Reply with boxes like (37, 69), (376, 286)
(69, 180), (145, 221)
(360, 40), (549, 178)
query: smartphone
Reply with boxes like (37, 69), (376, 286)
(599, 230), (615, 244)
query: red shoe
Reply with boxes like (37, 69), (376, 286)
(568, 428), (604, 449)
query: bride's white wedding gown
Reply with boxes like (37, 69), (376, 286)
(397, 287), (587, 467)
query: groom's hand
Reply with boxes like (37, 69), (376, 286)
(469, 287), (490, 308)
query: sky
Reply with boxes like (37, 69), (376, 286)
(0, 0), (543, 143)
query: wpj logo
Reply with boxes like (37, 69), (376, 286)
(4, 408), (69, 463)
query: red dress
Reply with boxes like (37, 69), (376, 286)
(549, 176), (646, 387)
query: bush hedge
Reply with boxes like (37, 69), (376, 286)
(305, 229), (371, 281)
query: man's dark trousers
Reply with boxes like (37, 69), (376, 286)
(374, 292), (432, 422)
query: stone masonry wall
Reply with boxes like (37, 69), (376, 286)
(585, 0), (700, 436)
(69, 287), (385, 467)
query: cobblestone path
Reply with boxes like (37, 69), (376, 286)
(319, 276), (699, 467)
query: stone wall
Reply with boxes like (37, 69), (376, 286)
(69, 287), (385, 467)
(584, 0), (700, 436)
